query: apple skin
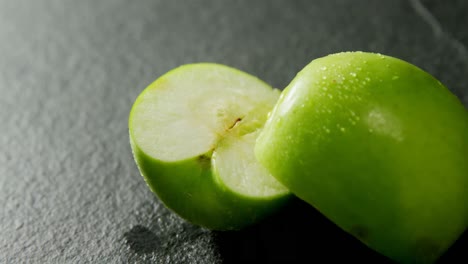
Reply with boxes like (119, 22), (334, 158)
(255, 52), (468, 263)
(129, 64), (290, 231)
(130, 139), (289, 230)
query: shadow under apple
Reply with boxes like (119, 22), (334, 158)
(214, 197), (467, 263)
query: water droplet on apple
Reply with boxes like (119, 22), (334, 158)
(321, 66), (327, 71)
(350, 72), (357, 77)
(279, 92), (284, 100)
(277, 117), (283, 126)
(392, 76), (399, 80)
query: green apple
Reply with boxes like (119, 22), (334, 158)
(129, 63), (290, 230)
(255, 52), (468, 263)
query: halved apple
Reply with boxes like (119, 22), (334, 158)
(129, 63), (290, 230)
(255, 52), (468, 263)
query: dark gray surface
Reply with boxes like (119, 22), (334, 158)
(1, 0), (467, 263)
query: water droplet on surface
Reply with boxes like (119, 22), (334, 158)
(328, 94), (333, 99)
(15, 221), (23, 230)
(340, 127), (346, 132)
(350, 72), (357, 77)
(322, 76), (327, 80)
(392, 76), (399, 80)
(321, 66), (327, 71)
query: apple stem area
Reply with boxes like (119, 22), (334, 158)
(198, 117), (243, 163)
(227, 117), (243, 130)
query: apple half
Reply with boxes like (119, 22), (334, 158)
(255, 52), (468, 263)
(129, 63), (290, 230)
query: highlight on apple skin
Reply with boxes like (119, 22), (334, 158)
(255, 51), (468, 263)
(129, 63), (290, 231)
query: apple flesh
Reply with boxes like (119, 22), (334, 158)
(129, 63), (290, 230)
(255, 52), (468, 263)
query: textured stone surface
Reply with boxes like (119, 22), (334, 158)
(0, 0), (466, 263)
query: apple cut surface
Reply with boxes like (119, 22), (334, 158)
(255, 52), (468, 263)
(129, 63), (290, 230)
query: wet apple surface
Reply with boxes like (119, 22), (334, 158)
(255, 52), (468, 263)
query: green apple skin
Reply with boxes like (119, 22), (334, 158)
(130, 139), (290, 230)
(129, 64), (290, 231)
(130, 138), (290, 230)
(255, 52), (468, 263)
